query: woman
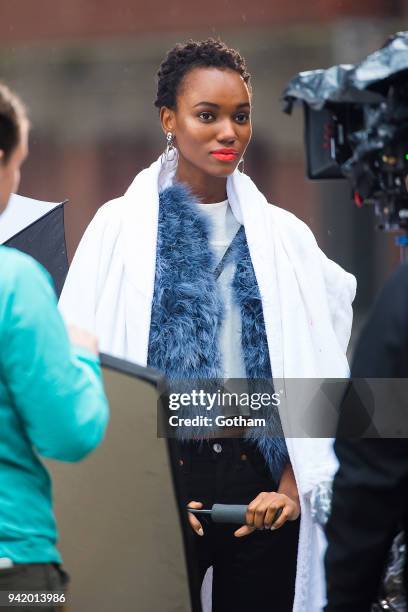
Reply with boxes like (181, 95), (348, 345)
(0, 82), (109, 609)
(59, 39), (356, 611)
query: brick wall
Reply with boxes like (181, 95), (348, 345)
(0, 0), (395, 46)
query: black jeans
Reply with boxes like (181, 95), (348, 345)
(178, 438), (299, 612)
(0, 563), (69, 611)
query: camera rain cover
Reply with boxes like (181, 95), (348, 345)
(282, 31), (408, 113)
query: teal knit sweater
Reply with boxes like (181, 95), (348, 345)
(0, 246), (108, 564)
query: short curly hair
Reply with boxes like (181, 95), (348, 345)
(0, 82), (28, 162)
(155, 38), (251, 110)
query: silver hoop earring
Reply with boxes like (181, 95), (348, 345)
(238, 157), (245, 173)
(162, 132), (177, 164)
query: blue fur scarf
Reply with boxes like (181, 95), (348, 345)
(147, 183), (288, 482)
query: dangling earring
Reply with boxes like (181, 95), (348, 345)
(162, 132), (177, 164)
(238, 157), (245, 173)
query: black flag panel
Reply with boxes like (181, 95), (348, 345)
(4, 204), (68, 297)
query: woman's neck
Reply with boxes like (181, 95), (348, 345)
(175, 164), (227, 204)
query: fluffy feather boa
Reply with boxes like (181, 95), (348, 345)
(147, 183), (288, 481)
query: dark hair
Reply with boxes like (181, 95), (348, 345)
(0, 82), (28, 162)
(155, 38), (251, 110)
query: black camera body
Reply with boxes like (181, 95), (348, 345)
(284, 32), (408, 233)
(304, 104), (358, 180)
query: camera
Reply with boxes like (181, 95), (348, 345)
(282, 32), (408, 234)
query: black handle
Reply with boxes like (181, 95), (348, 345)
(188, 504), (283, 525)
(211, 504), (247, 524)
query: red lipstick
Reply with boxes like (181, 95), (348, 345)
(211, 148), (239, 162)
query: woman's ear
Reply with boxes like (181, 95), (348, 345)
(0, 149), (4, 163)
(160, 107), (176, 135)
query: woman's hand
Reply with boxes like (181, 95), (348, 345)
(187, 501), (204, 536)
(234, 491), (300, 537)
(234, 463), (300, 537)
(67, 325), (99, 355)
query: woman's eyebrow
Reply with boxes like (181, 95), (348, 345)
(193, 101), (250, 108)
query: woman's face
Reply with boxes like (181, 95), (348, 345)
(161, 67), (252, 179)
(0, 121), (28, 213)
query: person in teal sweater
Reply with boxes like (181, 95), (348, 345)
(0, 83), (109, 605)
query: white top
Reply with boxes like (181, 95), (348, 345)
(195, 199), (246, 379)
